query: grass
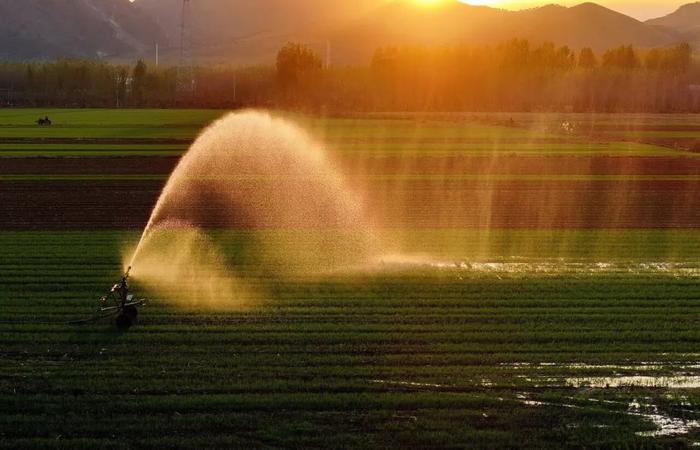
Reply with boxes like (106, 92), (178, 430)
(0, 108), (224, 126)
(334, 142), (690, 157)
(2, 143), (688, 158)
(0, 109), (699, 448)
(0, 109), (696, 158)
(1, 230), (699, 448)
(0, 126), (200, 139)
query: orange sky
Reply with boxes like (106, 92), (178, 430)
(458, 1), (685, 20)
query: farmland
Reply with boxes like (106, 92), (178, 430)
(1, 109), (699, 449)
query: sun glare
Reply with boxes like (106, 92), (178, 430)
(414, 0), (450, 6)
(414, 0), (503, 6)
(458, 0), (502, 5)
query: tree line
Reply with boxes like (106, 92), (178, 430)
(0, 40), (698, 112)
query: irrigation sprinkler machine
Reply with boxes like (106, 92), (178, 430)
(97, 266), (146, 329)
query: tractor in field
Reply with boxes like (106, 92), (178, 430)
(99, 267), (146, 329)
(36, 116), (52, 126)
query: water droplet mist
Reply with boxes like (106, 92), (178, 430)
(126, 110), (377, 308)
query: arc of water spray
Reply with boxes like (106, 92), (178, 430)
(126, 110), (379, 308)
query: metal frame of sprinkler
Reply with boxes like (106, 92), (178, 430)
(97, 266), (146, 330)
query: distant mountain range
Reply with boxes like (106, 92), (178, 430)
(0, 0), (165, 59)
(0, 0), (697, 63)
(646, 2), (700, 49)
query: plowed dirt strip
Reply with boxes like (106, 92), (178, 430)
(0, 181), (159, 229)
(1, 179), (697, 229)
(2, 155), (699, 176)
(0, 157), (179, 175)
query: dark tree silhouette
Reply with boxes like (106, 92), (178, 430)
(131, 59), (148, 102)
(276, 42), (323, 88)
(602, 45), (640, 70)
(578, 48), (597, 69)
(0, 40), (698, 112)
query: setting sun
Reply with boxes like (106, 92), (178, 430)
(413, 0), (505, 6)
(458, 0), (502, 5)
(413, 0), (450, 5)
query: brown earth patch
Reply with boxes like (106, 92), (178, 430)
(0, 157), (180, 175)
(1, 180), (697, 230)
(3, 155), (697, 177)
(0, 181), (161, 230)
(328, 137), (583, 145)
(338, 155), (700, 177)
(0, 137), (191, 145)
(365, 180), (699, 228)
(578, 124), (700, 133)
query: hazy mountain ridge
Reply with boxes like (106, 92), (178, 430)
(137, 0), (377, 40)
(646, 2), (700, 33)
(646, 2), (700, 49)
(0, 0), (165, 60)
(144, 0), (681, 64)
(0, 0), (694, 62)
(321, 1), (675, 63)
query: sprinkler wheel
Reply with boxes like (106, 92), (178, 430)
(115, 313), (133, 330)
(123, 305), (138, 321)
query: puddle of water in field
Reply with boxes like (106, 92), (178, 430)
(518, 392), (700, 439)
(369, 378), (494, 389)
(520, 368), (700, 389)
(503, 362), (700, 389)
(512, 361), (700, 440)
(370, 379), (450, 389)
(566, 376), (700, 389)
(628, 399), (700, 437)
(517, 392), (579, 409)
(371, 365), (700, 440)
(502, 362), (700, 372)
(375, 255), (700, 276)
(523, 400), (546, 406)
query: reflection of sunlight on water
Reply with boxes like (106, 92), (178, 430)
(368, 366), (700, 440)
(566, 376), (700, 389)
(372, 254), (700, 276)
(508, 362), (700, 439)
(370, 379), (449, 389)
(503, 362), (700, 389)
(517, 391), (700, 439)
(502, 362), (700, 371)
(628, 400), (700, 438)
(369, 378), (495, 389)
